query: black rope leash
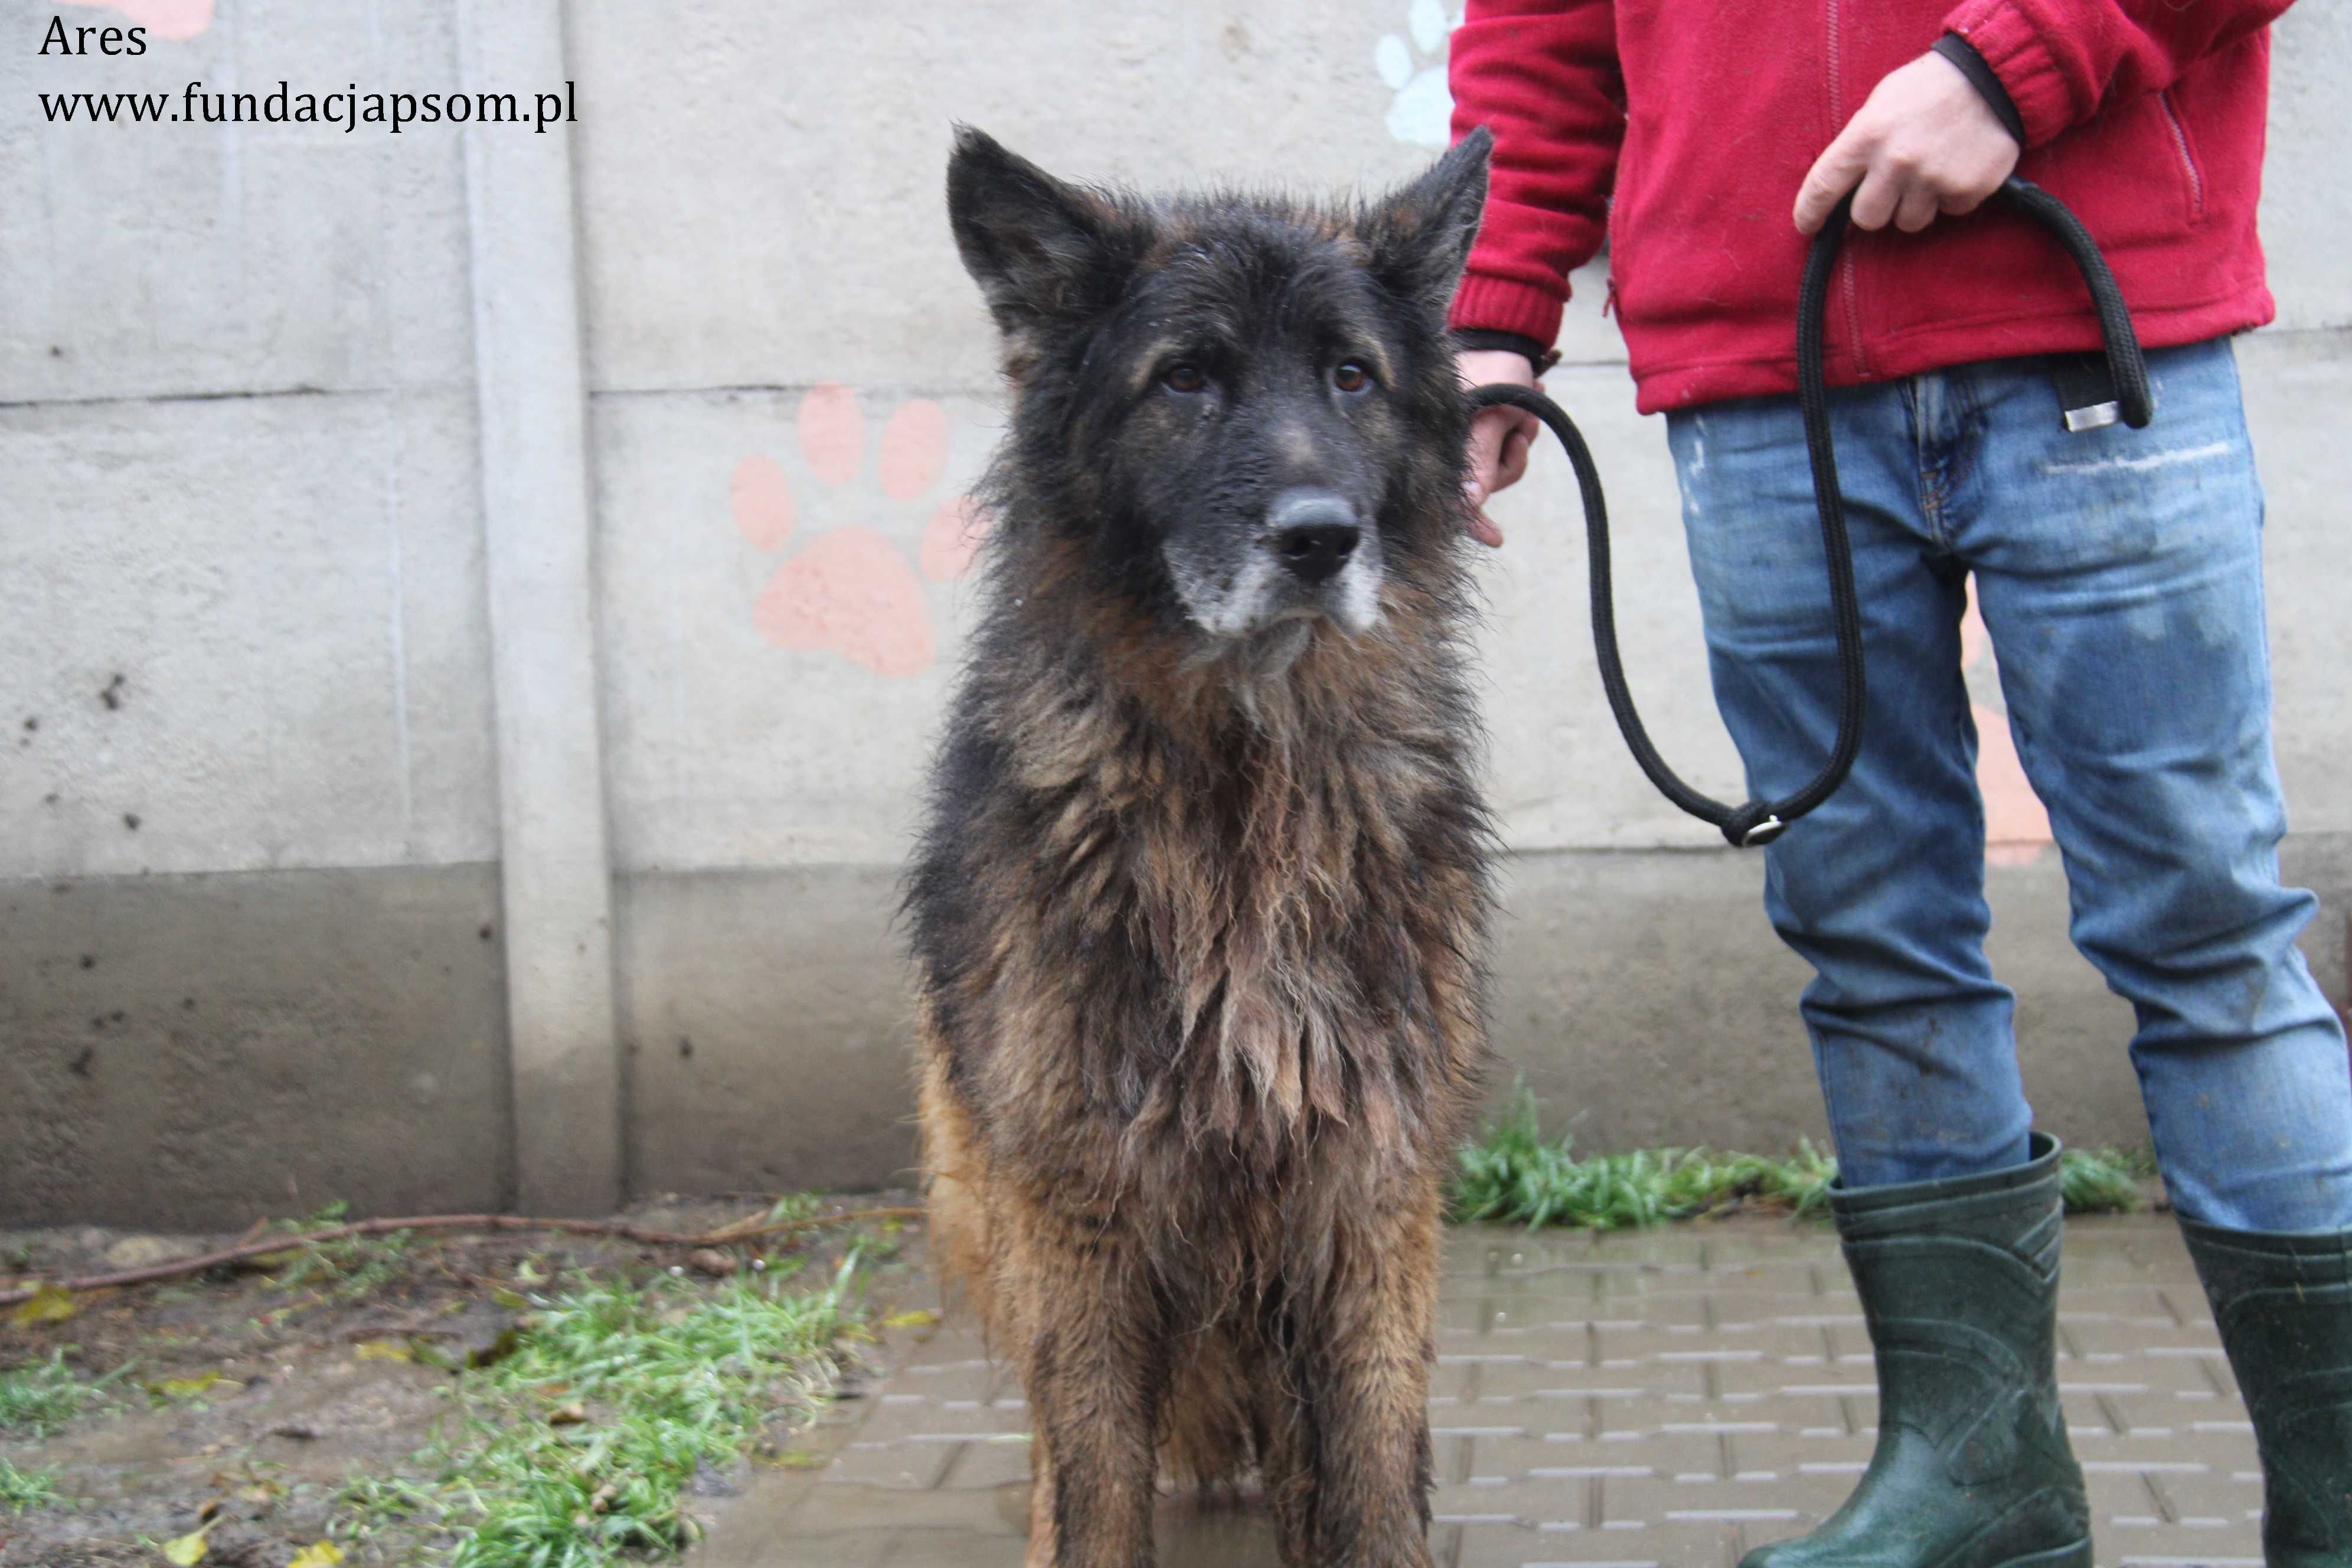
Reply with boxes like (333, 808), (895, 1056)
(1468, 174), (2153, 849)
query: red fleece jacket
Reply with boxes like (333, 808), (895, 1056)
(1446, 0), (2290, 413)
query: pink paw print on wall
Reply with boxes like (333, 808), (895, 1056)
(61, 0), (213, 40)
(731, 384), (989, 679)
(1962, 580), (2054, 868)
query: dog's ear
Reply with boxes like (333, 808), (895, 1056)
(948, 127), (1127, 332)
(1364, 126), (1492, 315)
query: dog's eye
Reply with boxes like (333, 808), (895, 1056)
(1332, 362), (1372, 394)
(1162, 363), (1207, 394)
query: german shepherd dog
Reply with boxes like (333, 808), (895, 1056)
(907, 126), (1497, 1568)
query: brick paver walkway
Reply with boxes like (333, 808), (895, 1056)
(693, 1214), (2262, 1568)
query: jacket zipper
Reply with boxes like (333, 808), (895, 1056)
(1826, 0), (1870, 377)
(2156, 89), (2207, 222)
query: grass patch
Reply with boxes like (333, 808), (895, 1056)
(0, 1456), (62, 1514)
(334, 1249), (866, 1567)
(2061, 1145), (2158, 1216)
(1452, 1086), (2155, 1229)
(1451, 1087), (1836, 1229)
(0, 1350), (95, 1438)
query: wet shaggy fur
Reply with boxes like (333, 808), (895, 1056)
(908, 128), (1498, 1568)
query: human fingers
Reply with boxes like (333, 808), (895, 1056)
(1894, 182), (1942, 233)
(1794, 127), (1870, 234)
(1464, 404), (1517, 506)
(1494, 416), (1536, 492)
(1847, 160), (1904, 231)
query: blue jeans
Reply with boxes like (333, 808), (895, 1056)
(1667, 338), (2352, 1232)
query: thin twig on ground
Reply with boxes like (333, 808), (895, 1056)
(0, 1206), (923, 1308)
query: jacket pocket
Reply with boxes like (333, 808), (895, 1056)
(2155, 89), (2208, 226)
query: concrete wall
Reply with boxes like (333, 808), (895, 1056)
(4, 0), (2347, 1225)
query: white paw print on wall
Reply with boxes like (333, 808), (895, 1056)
(1376, 0), (1464, 149)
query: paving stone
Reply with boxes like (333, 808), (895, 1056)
(820, 1441), (962, 1490)
(874, 1533), (1031, 1568)
(936, 1438), (1037, 1491)
(845, 1396), (1031, 1447)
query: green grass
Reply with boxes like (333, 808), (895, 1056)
(0, 1456), (62, 1514)
(335, 1249), (866, 1568)
(1452, 1086), (2155, 1229)
(0, 1350), (94, 1438)
(2060, 1144), (2158, 1215)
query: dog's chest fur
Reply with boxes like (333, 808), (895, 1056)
(916, 602), (1492, 1194)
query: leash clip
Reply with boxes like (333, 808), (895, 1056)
(2050, 353), (2129, 434)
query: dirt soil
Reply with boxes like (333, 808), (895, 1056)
(0, 1194), (925, 1568)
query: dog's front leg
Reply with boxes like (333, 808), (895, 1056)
(1018, 1210), (1167, 1568)
(1302, 1188), (1444, 1568)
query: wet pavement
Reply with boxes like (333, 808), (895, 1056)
(694, 1213), (2263, 1568)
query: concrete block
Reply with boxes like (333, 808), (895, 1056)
(2263, 3), (2352, 334)
(0, 0), (473, 401)
(0, 391), (498, 879)
(590, 387), (998, 871)
(0, 864), (511, 1229)
(2237, 334), (2352, 833)
(566, 1), (1575, 396)
(618, 865), (919, 1198)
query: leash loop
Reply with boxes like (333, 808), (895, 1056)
(1469, 175), (2152, 848)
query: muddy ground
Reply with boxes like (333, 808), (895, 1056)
(0, 1194), (926, 1567)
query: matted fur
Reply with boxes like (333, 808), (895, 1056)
(908, 128), (1498, 1568)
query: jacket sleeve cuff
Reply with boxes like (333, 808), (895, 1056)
(1448, 272), (1569, 352)
(1941, 0), (2083, 147)
(1930, 34), (2027, 146)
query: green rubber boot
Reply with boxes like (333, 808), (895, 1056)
(1740, 1132), (2090, 1568)
(2181, 1219), (2352, 1566)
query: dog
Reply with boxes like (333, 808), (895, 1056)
(907, 125), (1498, 1568)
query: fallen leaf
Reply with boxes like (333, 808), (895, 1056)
(9, 1282), (77, 1327)
(686, 1248), (736, 1277)
(352, 1339), (411, 1363)
(763, 1448), (828, 1470)
(489, 1286), (528, 1309)
(548, 1402), (587, 1426)
(406, 1339), (461, 1373)
(240, 1247), (306, 1272)
(155, 1371), (240, 1399)
(287, 1542), (344, 1568)
(161, 1522), (214, 1564)
(880, 1309), (940, 1330)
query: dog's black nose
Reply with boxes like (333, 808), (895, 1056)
(1269, 494), (1362, 586)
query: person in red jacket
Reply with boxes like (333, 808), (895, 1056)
(1450, 6), (2352, 1566)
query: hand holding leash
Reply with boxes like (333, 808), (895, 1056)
(1469, 175), (2151, 849)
